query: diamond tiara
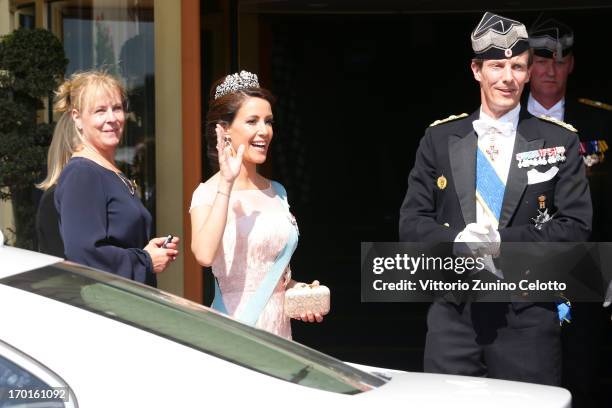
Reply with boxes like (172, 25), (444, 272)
(214, 71), (260, 100)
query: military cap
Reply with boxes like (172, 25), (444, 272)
(529, 17), (574, 61)
(471, 12), (529, 60)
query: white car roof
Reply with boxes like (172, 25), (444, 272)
(0, 244), (62, 279)
(0, 242), (572, 407)
(0, 283), (571, 408)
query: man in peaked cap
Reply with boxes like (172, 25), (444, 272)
(527, 17), (610, 242)
(399, 11), (592, 385)
(527, 16), (612, 407)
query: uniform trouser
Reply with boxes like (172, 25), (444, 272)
(424, 301), (561, 386)
(561, 302), (606, 408)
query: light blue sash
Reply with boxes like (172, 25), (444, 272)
(211, 277), (228, 314)
(476, 148), (505, 224)
(475, 147), (570, 323)
(211, 181), (299, 326)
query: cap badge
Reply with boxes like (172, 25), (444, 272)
(437, 175), (447, 190)
(505, 48), (512, 57)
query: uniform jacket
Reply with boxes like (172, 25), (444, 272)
(399, 109), (592, 244)
(564, 97), (611, 242)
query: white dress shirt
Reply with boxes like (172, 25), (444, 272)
(527, 93), (565, 121)
(473, 103), (520, 226)
(464, 105), (520, 278)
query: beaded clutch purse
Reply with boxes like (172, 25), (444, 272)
(284, 283), (330, 318)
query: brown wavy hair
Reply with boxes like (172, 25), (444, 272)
(205, 76), (275, 169)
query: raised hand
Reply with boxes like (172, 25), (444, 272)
(216, 124), (245, 183)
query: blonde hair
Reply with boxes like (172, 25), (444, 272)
(37, 70), (127, 190)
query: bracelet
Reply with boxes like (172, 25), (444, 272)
(217, 190), (231, 197)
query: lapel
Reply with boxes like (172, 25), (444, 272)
(562, 97), (578, 126)
(449, 111), (479, 225)
(498, 110), (544, 228)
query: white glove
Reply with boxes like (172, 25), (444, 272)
(604, 280), (612, 308)
(455, 223), (489, 256)
(476, 219), (501, 256)
(480, 254), (504, 279)
(455, 221), (501, 257)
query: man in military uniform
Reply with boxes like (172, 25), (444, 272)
(527, 17), (610, 242)
(399, 12), (592, 385)
(527, 17), (612, 407)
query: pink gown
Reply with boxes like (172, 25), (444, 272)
(190, 180), (293, 339)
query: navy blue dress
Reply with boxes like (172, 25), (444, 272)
(55, 157), (155, 286)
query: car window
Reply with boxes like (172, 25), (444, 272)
(1, 263), (386, 395)
(0, 341), (73, 407)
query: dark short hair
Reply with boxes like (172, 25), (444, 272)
(205, 78), (276, 170)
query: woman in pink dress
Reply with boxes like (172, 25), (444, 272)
(190, 71), (323, 339)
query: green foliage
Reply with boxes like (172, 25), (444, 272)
(0, 28), (67, 249)
(0, 28), (67, 98)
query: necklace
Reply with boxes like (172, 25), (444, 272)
(81, 144), (137, 196)
(115, 172), (136, 196)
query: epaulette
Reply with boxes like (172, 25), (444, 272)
(538, 115), (578, 133)
(578, 98), (612, 112)
(429, 113), (468, 127)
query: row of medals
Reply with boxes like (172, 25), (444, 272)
(516, 147), (566, 168)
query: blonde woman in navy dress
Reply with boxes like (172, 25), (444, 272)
(53, 71), (179, 285)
